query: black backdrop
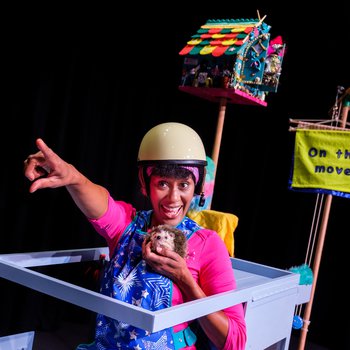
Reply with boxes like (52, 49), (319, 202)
(2, 2), (349, 349)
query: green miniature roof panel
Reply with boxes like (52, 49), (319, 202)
(179, 18), (261, 57)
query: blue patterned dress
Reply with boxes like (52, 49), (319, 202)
(77, 210), (200, 350)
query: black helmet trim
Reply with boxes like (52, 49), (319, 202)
(137, 159), (207, 166)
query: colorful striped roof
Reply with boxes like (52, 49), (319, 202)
(179, 18), (267, 57)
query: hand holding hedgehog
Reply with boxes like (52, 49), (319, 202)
(145, 224), (187, 258)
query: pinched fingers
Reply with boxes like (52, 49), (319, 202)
(23, 152), (49, 181)
(24, 139), (66, 192)
(24, 138), (65, 179)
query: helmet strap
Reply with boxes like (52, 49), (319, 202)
(138, 167), (148, 196)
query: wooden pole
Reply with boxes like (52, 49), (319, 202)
(340, 104), (349, 128)
(209, 98), (227, 209)
(211, 98), (227, 179)
(297, 194), (332, 350)
(298, 90), (349, 350)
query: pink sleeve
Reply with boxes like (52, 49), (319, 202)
(197, 231), (247, 350)
(88, 193), (136, 255)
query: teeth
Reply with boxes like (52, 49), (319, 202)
(164, 206), (180, 213)
(162, 205), (181, 217)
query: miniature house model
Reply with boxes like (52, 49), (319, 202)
(179, 17), (286, 106)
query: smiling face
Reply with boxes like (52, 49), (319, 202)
(149, 175), (195, 227)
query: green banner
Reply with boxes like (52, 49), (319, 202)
(291, 129), (350, 197)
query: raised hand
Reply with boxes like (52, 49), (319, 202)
(24, 138), (76, 193)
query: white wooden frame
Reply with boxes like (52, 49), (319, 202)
(0, 247), (310, 349)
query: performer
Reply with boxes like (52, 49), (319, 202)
(23, 122), (246, 349)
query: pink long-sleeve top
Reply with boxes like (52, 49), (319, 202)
(88, 194), (246, 350)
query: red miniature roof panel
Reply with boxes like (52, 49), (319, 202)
(179, 19), (261, 57)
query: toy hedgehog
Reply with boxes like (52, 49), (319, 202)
(145, 224), (188, 258)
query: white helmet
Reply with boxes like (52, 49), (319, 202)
(137, 122), (207, 166)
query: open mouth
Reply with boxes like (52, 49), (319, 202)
(161, 205), (182, 219)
